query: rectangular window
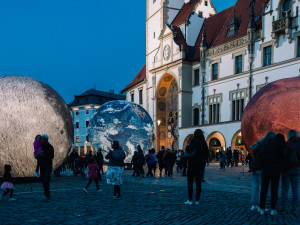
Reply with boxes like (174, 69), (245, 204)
(86, 110), (89, 115)
(154, 32), (155, 39)
(76, 136), (79, 143)
(263, 46), (272, 66)
(76, 122), (79, 129)
(131, 93), (134, 102)
(86, 121), (89, 127)
(235, 55), (243, 74)
(209, 103), (220, 124)
(232, 99), (244, 121)
(298, 37), (300, 57)
(194, 69), (199, 85)
(75, 111), (79, 116)
(212, 63), (218, 81)
(209, 105), (212, 124)
(139, 89), (143, 104)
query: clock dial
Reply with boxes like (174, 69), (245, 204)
(167, 131), (172, 139)
(163, 45), (170, 60)
(168, 125), (172, 131)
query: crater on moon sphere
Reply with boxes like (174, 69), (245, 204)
(0, 76), (73, 177)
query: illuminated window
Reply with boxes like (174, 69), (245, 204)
(76, 136), (79, 143)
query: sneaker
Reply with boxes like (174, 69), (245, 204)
(195, 201), (200, 205)
(83, 188), (88, 193)
(251, 205), (258, 211)
(270, 209), (277, 216)
(34, 171), (40, 178)
(184, 200), (193, 205)
(9, 198), (16, 201)
(259, 209), (265, 215)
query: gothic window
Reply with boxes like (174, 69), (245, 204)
(193, 108), (199, 126)
(282, 0), (291, 18)
(263, 46), (272, 66)
(226, 15), (240, 38)
(231, 90), (245, 121)
(208, 95), (221, 124)
(194, 69), (199, 85)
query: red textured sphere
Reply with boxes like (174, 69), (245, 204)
(241, 77), (300, 153)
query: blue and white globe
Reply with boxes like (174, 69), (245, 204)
(88, 100), (154, 161)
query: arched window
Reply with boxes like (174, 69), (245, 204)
(193, 108), (199, 126)
(282, 0), (291, 18)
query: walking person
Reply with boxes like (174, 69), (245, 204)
(135, 145), (145, 177)
(157, 146), (166, 177)
(280, 129), (300, 213)
(219, 147), (226, 170)
(96, 148), (104, 181)
(184, 129), (209, 205)
(225, 147), (232, 167)
(105, 141), (126, 199)
(233, 148), (239, 167)
(250, 132), (275, 212)
(39, 134), (54, 202)
(70, 148), (79, 175)
(152, 148), (158, 176)
(145, 149), (155, 177)
(1, 165), (15, 201)
(33, 134), (43, 178)
(259, 133), (285, 216)
(83, 157), (100, 193)
(131, 151), (138, 176)
(163, 148), (175, 178)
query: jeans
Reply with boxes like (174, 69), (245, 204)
(281, 167), (300, 210)
(251, 169), (262, 205)
(136, 164), (144, 176)
(187, 162), (205, 201)
(165, 163), (173, 177)
(260, 168), (281, 210)
(40, 166), (52, 199)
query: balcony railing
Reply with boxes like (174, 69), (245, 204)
(272, 17), (293, 34)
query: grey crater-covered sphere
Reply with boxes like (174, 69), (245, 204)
(0, 76), (74, 177)
(88, 100), (153, 162)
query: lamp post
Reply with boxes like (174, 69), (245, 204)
(157, 119), (161, 150)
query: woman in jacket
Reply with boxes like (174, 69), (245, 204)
(184, 129), (209, 205)
(105, 141), (126, 199)
(281, 129), (300, 213)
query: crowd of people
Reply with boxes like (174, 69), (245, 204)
(1, 128), (299, 216)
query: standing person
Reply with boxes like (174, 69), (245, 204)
(131, 151), (138, 176)
(33, 135), (43, 178)
(83, 157), (100, 193)
(157, 146), (166, 177)
(233, 148), (239, 167)
(79, 153), (86, 179)
(211, 149), (215, 163)
(281, 130), (300, 213)
(1, 165), (15, 201)
(184, 129), (209, 205)
(225, 147), (232, 167)
(163, 148), (173, 177)
(145, 150), (153, 177)
(136, 145), (145, 177)
(219, 147), (226, 170)
(259, 133), (285, 216)
(105, 141), (126, 199)
(176, 150), (183, 173)
(96, 148), (104, 181)
(152, 148), (158, 176)
(246, 152), (253, 172)
(39, 134), (54, 202)
(250, 132), (275, 212)
(70, 148), (79, 175)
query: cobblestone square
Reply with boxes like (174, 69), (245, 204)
(0, 164), (299, 225)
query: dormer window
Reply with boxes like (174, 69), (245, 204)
(282, 0), (291, 18)
(226, 11), (239, 38)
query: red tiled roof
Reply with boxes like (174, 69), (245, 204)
(122, 64), (146, 93)
(194, 0), (268, 58)
(171, 0), (199, 26)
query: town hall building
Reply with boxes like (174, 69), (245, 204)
(122, 0), (300, 160)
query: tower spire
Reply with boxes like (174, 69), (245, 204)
(200, 21), (208, 48)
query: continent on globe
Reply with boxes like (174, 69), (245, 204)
(88, 101), (153, 162)
(241, 77), (300, 153)
(0, 76), (73, 177)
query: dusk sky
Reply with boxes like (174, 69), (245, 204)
(0, 0), (237, 104)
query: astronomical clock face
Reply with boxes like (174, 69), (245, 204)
(167, 131), (172, 139)
(163, 45), (170, 61)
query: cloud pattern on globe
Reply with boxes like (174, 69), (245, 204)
(88, 101), (153, 161)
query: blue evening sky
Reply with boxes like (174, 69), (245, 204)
(0, 0), (236, 104)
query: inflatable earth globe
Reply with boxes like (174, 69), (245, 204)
(88, 100), (154, 161)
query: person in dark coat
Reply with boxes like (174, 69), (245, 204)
(233, 148), (239, 166)
(135, 145), (145, 177)
(70, 148), (79, 174)
(225, 147), (232, 167)
(163, 148), (175, 177)
(96, 148), (104, 181)
(184, 129), (209, 205)
(39, 134), (54, 202)
(259, 133), (285, 216)
(131, 151), (138, 176)
(157, 146), (166, 177)
(281, 129), (300, 213)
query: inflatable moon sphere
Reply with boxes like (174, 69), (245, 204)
(241, 77), (300, 152)
(88, 101), (154, 162)
(0, 76), (73, 177)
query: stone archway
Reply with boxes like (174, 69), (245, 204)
(156, 74), (178, 150)
(182, 134), (193, 151)
(231, 130), (246, 162)
(206, 132), (226, 162)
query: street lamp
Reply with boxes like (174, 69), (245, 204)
(157, 119), (161, 150)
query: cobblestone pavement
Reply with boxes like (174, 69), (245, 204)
(0, 164), (299, 225)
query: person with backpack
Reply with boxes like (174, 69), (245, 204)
(280, 130), (300, 213)
(183, 129), (209, 205)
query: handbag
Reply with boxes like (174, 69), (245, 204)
(183, 146), (197, 159)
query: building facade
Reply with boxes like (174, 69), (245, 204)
(69, 89), (125, 153)
(122, 0), (300, 160)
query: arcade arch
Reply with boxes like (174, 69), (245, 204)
(182, 134), (194, 151)
(156, 73), (179, 150)
(206, 132), (226, 162)
(231, 130), (246, 162)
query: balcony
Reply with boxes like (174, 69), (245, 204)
(272, 16), (294, 47)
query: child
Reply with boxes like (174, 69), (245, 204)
(83, 157), (100, 193)
(1, 165), (15, 201)
(33, 135), (43, 178)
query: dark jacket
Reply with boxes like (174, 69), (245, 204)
(157, 149), (165, 163)
(40, 142), (54, 168)
(225, 148), (232, 159)
(163, 150), (176, 165)
(135, 151), (145, 165)
(260, 141), (285, 170)
(3, 172), (12, 182)
(251, 142), (263, 171)
(185, 137), (209, 165)
(284, 139), (300, 170)
(105, 149), (126, 167)
(96, 152), (104, 166)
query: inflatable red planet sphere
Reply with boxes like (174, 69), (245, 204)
(241, 77), (300, 153)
